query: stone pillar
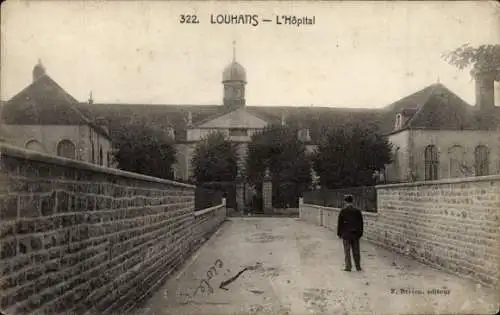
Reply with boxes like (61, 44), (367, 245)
(222, 197), (227, 217)
(298, 197), (304, 221)
(235, 173), (245, 215)
(311, 168), (320, 190)
(262, 168), (273, 213)
(236, 142), (248, 174)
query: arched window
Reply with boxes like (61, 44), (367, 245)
(99, 146), (103, 166)
(475, 145), (489, 176)
(424, 145), (439, 180)
(448, 145), (465, 178)
(25, 140), (44, 153)
(90, 140), (95, 163)
(57, 139), (76, 159)
(107, 151), (113, 167)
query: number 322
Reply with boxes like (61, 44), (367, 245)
(180, 14), (200, 24)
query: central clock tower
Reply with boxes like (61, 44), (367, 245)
(222, 41), (247, 109)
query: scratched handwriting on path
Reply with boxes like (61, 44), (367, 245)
(193, 258), (224, 297)
(219, 262), (262, 291)
(219, 267), (248, 291)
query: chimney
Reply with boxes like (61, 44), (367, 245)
(33, 59), (46, 82)
(280, 113), (286, 127)
(474, 68), (496, 110)
(88, 91), (94, 105)
(95, 117), (109, 134)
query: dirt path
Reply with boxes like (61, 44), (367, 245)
(135, 218), (498, 315)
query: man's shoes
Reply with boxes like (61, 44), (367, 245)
(342, 268), (351, 272)
(356, 267), (363, 271)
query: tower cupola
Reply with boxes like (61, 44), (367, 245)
(222, 41), (246, 109)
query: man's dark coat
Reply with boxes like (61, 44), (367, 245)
(337, 205), (364, 240)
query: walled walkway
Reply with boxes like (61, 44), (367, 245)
(136, 218), (498, 315)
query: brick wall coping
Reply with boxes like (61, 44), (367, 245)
(194, 203), (224, 217)
(0, 143), (195, 189)
(376, 174), (500, 189)
(303, 203), (379, 218)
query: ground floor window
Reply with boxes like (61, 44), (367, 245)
(424, 145), (439, 180)
(475, 145), (489, 176)
(25, 139), (44, 153)
(57, 139), (76, 159)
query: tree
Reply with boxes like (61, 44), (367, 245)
(112, 123), (176, 180)
(313, 125), (392, 189)
(442, 44), (500, 76)
(246, 125), (312, 206)
(443, 44), (500, 127)
(192, 131), (238, 183)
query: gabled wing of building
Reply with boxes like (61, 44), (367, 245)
(384, 83), (499, 135)
(1, 74), (111, 140)
(402, 83), (477, 130)
(2, 74), (87, 125)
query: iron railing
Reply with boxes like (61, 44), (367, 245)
(303, 186), (377, 212)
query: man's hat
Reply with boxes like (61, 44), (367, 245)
(344, 194), (353, 203)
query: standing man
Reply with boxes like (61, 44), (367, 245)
(337, 194), (364, 272)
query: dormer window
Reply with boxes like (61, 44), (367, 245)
(394, 113), (403, 130)
(166, 127), (175, 140)
(394, 108), (419, 131)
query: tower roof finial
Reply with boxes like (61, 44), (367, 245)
(36, 58), (45, 70)
(232, 40), (236, 62)
(33, 58), (46, 82)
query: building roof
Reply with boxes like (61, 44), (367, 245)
(406, 84), (476, 129)
(70, 83), (500, 143)
(385, 83), (499, 134)
(1, 73), (110, 139)
(82, 102), (384, 143)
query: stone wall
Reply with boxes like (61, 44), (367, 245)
(0, 143), (226, 315)
(190, 202), (227, 253)
(299, 175), (500, 288)
(272, 208), (299, 216)
(299, 203), (378, 241)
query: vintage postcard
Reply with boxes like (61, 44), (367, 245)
(0, 1), (499, 314)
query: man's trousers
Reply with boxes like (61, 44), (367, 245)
(342, 237), (361, 270)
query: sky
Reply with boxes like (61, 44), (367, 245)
(1, 1), (499, 108)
